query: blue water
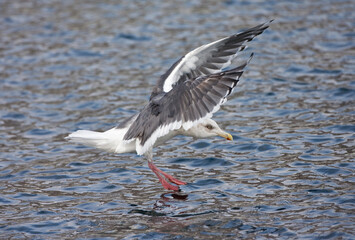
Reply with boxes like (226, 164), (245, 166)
(1, 0), (354, 239)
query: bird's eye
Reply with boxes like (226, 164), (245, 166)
(206, 124), (213, 130)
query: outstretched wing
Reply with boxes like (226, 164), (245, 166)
(124, 61), (250, 155)
(150, 20), (272, 100)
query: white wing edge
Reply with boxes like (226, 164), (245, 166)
(162, 36), (228, 93)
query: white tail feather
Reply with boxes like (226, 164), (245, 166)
(66, 128), (136, 153)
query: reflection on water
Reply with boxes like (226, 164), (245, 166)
(1, 0), (354, 239)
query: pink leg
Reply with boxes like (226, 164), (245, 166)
(152, 164), (187, 186)
(148, 162), (186, 191)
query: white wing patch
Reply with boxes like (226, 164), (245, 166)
(135, 120), (182, 155)
(163, 37), (228, 93)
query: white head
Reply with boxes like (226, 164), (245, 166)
(185, 119), (233, 140)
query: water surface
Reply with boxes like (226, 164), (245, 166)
(1, 0), (354, 239)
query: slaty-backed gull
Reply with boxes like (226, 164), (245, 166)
(66, 21), (272, 191)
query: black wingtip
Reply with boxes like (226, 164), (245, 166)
(221, 53), (254, 74)
(248, 53), (254, 64)
(265, 19), (274, 25)
(262, 19), (274, 29)
(263, 19), (274, 29)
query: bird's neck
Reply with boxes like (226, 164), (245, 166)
(181, 125), (203, 138)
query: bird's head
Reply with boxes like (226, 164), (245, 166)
(188, 119), (233, 140)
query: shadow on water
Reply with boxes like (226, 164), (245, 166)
(130, 193), (189, 217)
(124, 192), (294, 239)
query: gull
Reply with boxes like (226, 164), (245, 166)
(66, 21), (271, 191)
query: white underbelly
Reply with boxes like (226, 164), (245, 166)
(154, 130), (180, 147)
(114, 127), (180, 154)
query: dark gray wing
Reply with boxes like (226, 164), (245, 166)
(124, 60), (249, 155)
(150, 20), (272, 100)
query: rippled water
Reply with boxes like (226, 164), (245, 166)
(1, 0), (354, 239)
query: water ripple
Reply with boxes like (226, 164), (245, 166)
(0, 0), (354, 239)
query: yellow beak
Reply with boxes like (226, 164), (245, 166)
(218, 131), (233, 141)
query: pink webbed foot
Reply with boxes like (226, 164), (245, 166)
(148, 162), (187, 191)
(153, 166), (187, 186)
